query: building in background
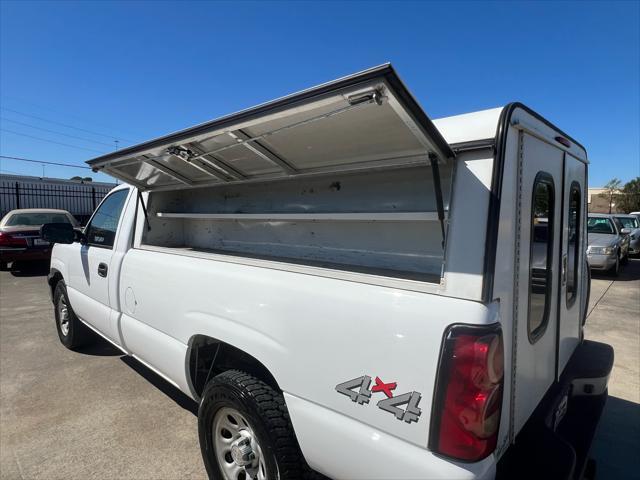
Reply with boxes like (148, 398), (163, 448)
(0, 174), (117, 225)
(588, 187), (622, 213)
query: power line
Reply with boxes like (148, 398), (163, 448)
(1, 117), (116, 147)
(1, 95), (141, 140)
(0, 106), (136, 143)
(0, 155), (92, 169)
(1, 129), (105, 153)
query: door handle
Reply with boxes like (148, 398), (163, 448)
(97, 262), (108, 277)
(561, 254), (567, 286)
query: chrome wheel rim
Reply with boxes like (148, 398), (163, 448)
(212, 407), (268, 480)
(57, 297), (70, 336)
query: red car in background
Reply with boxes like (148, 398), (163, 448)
(0, 209), (79, 270)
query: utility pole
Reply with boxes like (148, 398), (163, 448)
(114, 140), (119, 151)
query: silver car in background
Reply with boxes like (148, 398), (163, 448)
(614, 214), (640, 255)
(586, 213), (630, 276)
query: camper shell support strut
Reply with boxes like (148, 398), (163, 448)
(429, 153), (446, 248)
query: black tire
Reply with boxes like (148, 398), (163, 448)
(609, 254), (620, 277)
(621, 251), (629, 265)
(0, 260), (8, 271)
(198, 370), (308, 480)
(582, 259), (591, 326)
(53, 281), (92, 349)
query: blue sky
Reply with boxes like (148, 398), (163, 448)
(1, 1), (638, 186)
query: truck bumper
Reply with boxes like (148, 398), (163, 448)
(497, 340), (614, 480)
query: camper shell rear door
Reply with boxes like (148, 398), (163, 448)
(489, 105), (589, 452)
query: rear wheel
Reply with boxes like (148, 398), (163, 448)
(198, 370), (307, 480)
(53, 281), (92, 349)
(0, 261), (8, 271)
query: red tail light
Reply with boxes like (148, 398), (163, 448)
(429, 324), (504, 461)
(0, 232), (28, 247)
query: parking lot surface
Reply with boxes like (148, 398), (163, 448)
(0, 263), (206, 479)
(1, 260), (639, 479)
(584, 261), (640, 480)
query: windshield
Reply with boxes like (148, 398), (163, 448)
(587, 217), (615, 235)
(615, 216), (639, 229)
(5, 212), (74, 227)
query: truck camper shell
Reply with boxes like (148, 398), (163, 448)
(86, 65), (588, 303)
(88, 65), (458, 288)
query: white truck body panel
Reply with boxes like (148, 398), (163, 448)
(285, 392), (496, 480)
(117, 246), (499, 447)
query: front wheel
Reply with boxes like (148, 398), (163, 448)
(198, 370), (307, 480)
(53, 281), (92, 349)
(609, 254), (620, 277)
(621, 250), (629, 265)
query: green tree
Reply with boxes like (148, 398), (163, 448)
(603, 178), (622, 213)
(616, 177), (640, 213)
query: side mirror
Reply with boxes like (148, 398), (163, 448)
(40, 223), (75, 244)
(621, 228), (631, 235)
(75, 227), (87, 244)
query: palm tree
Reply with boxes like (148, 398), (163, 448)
(604, 178), (622, 213)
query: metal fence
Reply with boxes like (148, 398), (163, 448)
(0, 180), (115, 225)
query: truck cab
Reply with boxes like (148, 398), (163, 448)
(44, 64), (612, 480)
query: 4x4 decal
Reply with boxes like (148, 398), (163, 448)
(335, 375), (422, 424)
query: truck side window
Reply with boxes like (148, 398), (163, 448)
(566, 183), (581, 306)
(85, 189), (129, 249)
(528, 173), (554, 342)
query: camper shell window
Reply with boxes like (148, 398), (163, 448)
(528, 173), (555, 342)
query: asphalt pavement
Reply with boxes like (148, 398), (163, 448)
(585, 259), (640, 480)
(0, 262), (206, 479)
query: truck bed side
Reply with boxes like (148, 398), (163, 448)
(117, 247), (498, 478)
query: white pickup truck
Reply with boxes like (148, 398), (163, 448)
(42, 64), (613, 480)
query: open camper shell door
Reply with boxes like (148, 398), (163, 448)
(86, 64), (454, 191)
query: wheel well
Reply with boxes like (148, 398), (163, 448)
(188, 335), (280, 399)
(48, 270), (63, 300)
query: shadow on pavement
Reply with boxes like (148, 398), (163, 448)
(591, 258), (640, 282)
(591, 395), (640, 479)
(71, 336), (198, 413)
(8, 260), (50, 277)
(120, 355), (199, 416)
(75, 339), (123, 357)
